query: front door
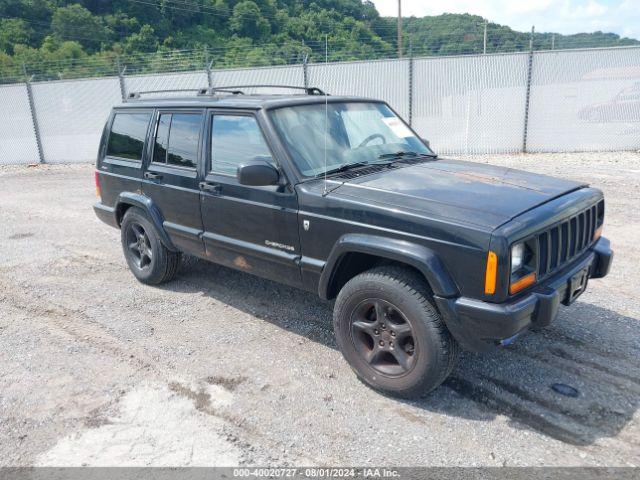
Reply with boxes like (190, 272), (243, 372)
(200, 111), (301, 287)
(142, 109), (205, 256)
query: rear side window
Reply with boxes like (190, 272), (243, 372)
(210, 115), (273, 175)
(106, 112), (151, 161)
(152, 112), (202, 169)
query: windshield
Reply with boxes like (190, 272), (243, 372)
(270, 102), (434, 177)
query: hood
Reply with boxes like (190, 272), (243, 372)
(331, 159), (586, 229)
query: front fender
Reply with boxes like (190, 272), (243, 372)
(115, 192), (177, 252)
(319, 234), (459, 300)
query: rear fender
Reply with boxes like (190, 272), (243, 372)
(115, 192), (177, 251)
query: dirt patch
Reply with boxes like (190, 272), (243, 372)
(36, 384), (241, 467)
(205, 375), (248, 392)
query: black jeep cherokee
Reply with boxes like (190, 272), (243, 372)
(94, 87), (613, 397)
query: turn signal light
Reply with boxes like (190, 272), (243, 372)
(509, 272), (536, 295)
(95, 171), (101, 199)
(593, 225), (602, 241)
(484, 251), (498, 295)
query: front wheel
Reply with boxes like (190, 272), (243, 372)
(333, 265), (458, 398)
(121, 207), (181, 285)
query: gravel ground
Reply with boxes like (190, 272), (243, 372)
(0, 151), (639, 467)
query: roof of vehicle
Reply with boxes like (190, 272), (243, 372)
(117, 93), (383, 110)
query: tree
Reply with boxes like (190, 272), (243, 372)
(1, 1), (638, 83)
(51, 4), (107, 52)
(0, 19), (32, 54)
(124, 25), (159, 54)
(229, 1), (271, 40)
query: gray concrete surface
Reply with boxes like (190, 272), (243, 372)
(0, 152), (639, 467)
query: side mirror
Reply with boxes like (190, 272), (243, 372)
(237, 160), (280, 186)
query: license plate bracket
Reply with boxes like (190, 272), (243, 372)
(563, 267), (589, 306)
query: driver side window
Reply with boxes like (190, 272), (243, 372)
(210, 115), (273, 175)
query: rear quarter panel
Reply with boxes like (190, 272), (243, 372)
(97, 108), (154, 209)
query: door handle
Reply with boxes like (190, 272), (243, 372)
(144, 172), (163, 180)
(199, 181), (221, 194)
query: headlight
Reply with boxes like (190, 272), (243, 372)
(511, 242), (525, 273)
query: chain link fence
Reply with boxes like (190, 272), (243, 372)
(0, 83), (41, 164)
(0, 46), (639, 164)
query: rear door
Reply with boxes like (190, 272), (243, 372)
(199, 110), (302, 287)
(142, 109), (205, 255)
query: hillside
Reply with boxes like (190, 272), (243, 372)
(0, 1), (638, 80)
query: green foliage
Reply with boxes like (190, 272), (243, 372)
(123, 24), (159, 53)
(398, 13), (640, 56)
(51, 4), (108, 52)
(0, 18), (32, 54)
(0, 1), (637, 82)
(229, 1), (271, 39)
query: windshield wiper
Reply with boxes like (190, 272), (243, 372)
(317, 161), (371, 177)
(317, 151), (437, 178)
(378, 151), (418, 159)
(378, 151), (437, 160)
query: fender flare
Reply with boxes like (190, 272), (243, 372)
(318, 234), (459, 300)
(115, 192), (178, 251)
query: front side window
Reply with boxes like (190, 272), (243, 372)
(106, 112), (151, 161)
(210, 115), (273, 175)
(270, 102), (432, 177)
(152, 112), (202, 169)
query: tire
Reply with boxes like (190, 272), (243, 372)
(120, 207), (181, 285)
(333, 265), (459, 398)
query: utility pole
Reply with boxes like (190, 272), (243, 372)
(483, 20), (488, 54)
(551, 33), (555, 50)
(397, 0), (403, 58)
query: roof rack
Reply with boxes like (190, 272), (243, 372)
(126, 85), (327, 101)
(127, 88), (209, 100)
(201, 85), (326, 96)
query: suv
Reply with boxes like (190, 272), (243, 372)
(94, 86), (613, 398)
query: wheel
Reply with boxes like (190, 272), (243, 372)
(333, 265), (459, 398)
(120, 207), (181, 285)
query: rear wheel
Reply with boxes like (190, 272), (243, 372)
(121, 207), (181, 285)
(333, 265), (458, 398)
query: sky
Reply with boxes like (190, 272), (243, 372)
(369, 0), (640, 40)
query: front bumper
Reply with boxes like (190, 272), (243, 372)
(435, 236), (613, 352)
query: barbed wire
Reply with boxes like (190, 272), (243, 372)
(1, 19), (638, 84)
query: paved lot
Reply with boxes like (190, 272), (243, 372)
(1, 151), (639, 467)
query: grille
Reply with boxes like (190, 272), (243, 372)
(536, 200), (603, 278)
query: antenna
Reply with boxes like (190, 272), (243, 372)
(323, 34), (329, 196)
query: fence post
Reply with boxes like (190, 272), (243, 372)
(302, 53), (309, 89)
(204, 47), (213, 89)
(116, 58), (127, 102)
(23, 65), (45, 164)
(522, 26), (535, 153)
(408, 39), (414, 127)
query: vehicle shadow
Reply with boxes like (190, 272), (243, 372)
(164, 258), (640, 447)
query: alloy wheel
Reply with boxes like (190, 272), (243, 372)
(350, 298), (417, 376)
(126, 222), (153, 270)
